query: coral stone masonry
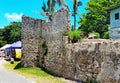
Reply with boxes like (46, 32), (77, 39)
(21, 8), (70, 67)
(21, 8), (120, 82)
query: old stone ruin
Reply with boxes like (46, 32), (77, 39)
(21, 8), (120, 83)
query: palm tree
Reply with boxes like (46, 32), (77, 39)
(72, 0), (82, 30)
(41, 0), (69, 21)
(56, 0), (69, 10)
(41, 0), (56, 21)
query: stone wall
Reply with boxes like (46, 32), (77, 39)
(63, 39), (120, 82)
(21, 8), (70, 67)
(42, 8), (70, 73)
(21, 8), (120, 82)
(40, 39), (120, 82)
(21, 16), (45, 67)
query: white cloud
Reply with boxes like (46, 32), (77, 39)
(5, 13), (23, 21)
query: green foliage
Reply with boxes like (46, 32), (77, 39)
(102, 31), (110, 39)
(0, 22), (21, 47)
(56, 0), (69, 9)
(39, 41), (45, 47)
(0, 40), (6, 47)
(41, 0), (68, 21)
(39, 41), (48, 55)
(89, 32), (100, 38)
(86, 77), (98, 83)
(41, 0), (56, 21)
(66, 30), (82, 43)
(78, 0), (120, 38)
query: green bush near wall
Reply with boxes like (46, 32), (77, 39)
(65, 30), (83, 43)
(102, 31), (110, 39)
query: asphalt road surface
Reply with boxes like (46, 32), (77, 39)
(0, 58), (35, 83)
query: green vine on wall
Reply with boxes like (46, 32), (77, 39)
(39, 40), (48, 67)
(39, 40), (48, 56)
(86, 77), (99, 83)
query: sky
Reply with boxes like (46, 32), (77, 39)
(0, 0), (89, 28)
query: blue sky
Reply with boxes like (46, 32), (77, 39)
(0, 0), (89, 28)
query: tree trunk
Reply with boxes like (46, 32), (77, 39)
(74, 14), (76, 30)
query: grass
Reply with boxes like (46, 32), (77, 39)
(3, 61), (65, 83)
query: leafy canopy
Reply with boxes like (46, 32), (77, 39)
(0, 22), (21, 47)
(78, 0), (120, 38)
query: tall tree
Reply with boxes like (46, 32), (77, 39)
(72, 0), (82, 30)
(78, 0), (120, 38)
(41, 0), (68, 21)
(0, 29), (6, 47)
(41, 0), (56, 21)
(56, 0), (69, 10)
(0, 22), (21, 46)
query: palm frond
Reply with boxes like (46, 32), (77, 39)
(42, 2), (47, 12)
(51, 0), (56, 12)
(47, 0), (51, 11)
(40, 12), (47, 16)
(57, 0), (62, 6)
(77, 1), (82, 6)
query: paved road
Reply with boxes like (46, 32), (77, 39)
(0, 59), (35, 83)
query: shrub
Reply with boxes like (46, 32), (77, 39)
(102, 31), (110, 39)
(65, 30), (83, 43)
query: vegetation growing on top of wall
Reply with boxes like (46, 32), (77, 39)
(88, 31), (110, 39)
(64, 30), (83, 43)
(102, 31), (110, 39)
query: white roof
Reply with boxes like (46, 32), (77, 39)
(0, 44), (11, 50)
